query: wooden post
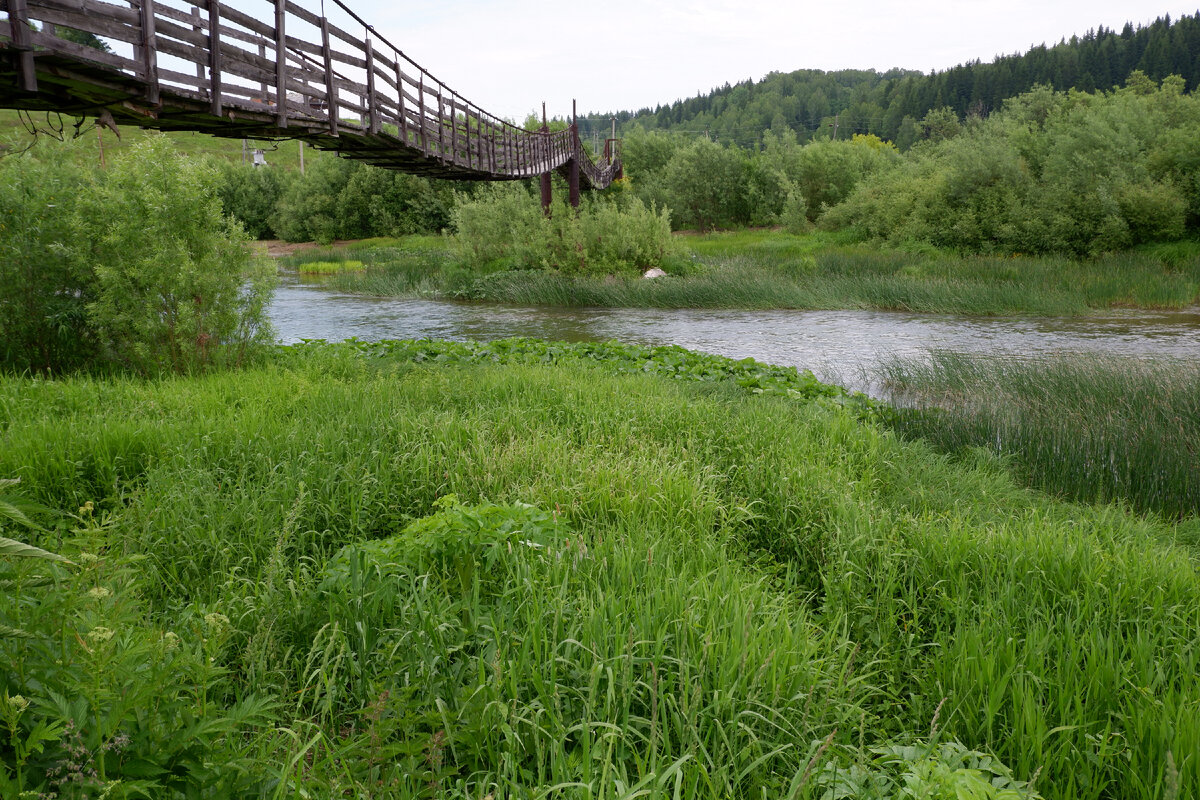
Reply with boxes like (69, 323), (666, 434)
(417, 74), (427, 154)
(540, 103), (551, 215)
(191, 7), (205, 83)
(274, 0), (287, 127)
(139, 0), (160, 104)
(208, 0), (222, 116)
(320, 14), (336, 134)
(7, 0), (37, 92)
(258, 42), (267, 100)
(436, 87), (445, 163)
(364, 30), (379, 134)
(395, 61), (406, 143)
(449, 94), (457, 165)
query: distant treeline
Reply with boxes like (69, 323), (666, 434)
(585, 12), (1200, 148)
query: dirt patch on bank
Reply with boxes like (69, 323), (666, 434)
(257, 240), (361, 258)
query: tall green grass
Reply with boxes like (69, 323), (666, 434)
(318, 230), (1200, 314)
(880, 351), (1200, 519)
(1, 341), (1197, 798)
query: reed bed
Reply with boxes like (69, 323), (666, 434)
(1, 341), (1197, 798)
(320, 231), (1200, 314)
(880, 351), (1200, 520)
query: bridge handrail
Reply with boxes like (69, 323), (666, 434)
(1, 0), (620, 186)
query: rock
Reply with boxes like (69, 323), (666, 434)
(642, 267), (668, 279)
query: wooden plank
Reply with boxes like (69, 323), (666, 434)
(190, 6), (205, 82)
(436, 86), (445, 162)
(364, 33), (378, 134)
(394, 59), (406, 143)
(157, 63), (209, 89)
(31, 0), (138, 26)
(324, 19), (362, 52)
(273, 0), (285, 127)
(449, 92), (457, 166)
(282, 33), (321, 58)
(215, 2), (272, 39)
(327, 47), (366, 71)
(319, 13), (336, 135)
(25, 27), (141, 72)
(207, 0), (222, 114)
(280, 0), (319, 27)
(23, 5), (141, 45)
(9, 0), (41, 91)
(418, 73), (426, 154)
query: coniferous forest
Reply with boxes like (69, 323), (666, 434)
(579, 12), (1200, 148)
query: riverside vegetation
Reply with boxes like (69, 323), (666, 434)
(2, 338), (1198, 800)
(3, 45), (1200, 800)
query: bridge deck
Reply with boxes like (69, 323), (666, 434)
(1, 0), (620, 188)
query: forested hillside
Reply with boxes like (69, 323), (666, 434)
(591, 12), (1200, 148)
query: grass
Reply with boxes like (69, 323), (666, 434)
(879, 351), (1200, 519)
(295, 260), (365, 275)
(308, 230), (1200, 314)
(1, 340), (1197, 798)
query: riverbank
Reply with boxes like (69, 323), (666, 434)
(2, 340), (1197, 798)
(279, 230), (1200, 315)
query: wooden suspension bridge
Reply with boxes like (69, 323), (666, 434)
(0, 0), (621, 206)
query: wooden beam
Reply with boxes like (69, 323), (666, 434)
(137, 0), (160, 104)
(319, 12), (336, 134)
(364, 32), (379, 134)
(273, 0), (286, 127)
(9, 0), (38, 92)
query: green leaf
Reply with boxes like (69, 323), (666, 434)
(0, 535), (74, 564)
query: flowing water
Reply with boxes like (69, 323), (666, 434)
(270, 277), (1200, 395)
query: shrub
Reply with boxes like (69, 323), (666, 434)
(452, 184), (675, 274)
(0, 136), (275, 375)
(82, 138), (275, 373)
(0, 144), (98, 373)
(214, 161), (293, 240)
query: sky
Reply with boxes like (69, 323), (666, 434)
(342, 1), (1199, 123)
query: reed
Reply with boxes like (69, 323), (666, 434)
(319, 230), (1200, 314)
(880, 351), (1200, 519)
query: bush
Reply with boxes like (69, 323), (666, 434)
(0, 144), (99, 373)
(269, 151), (458, 243)
(0, 136), (275, 375)
(452, 184), (675, 274)
(214, 162), (293, 240)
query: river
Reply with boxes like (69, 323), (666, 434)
(270, 277), (1200, 395)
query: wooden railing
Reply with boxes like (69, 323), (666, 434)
(0, 0), (621, 189)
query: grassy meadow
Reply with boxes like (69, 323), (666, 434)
(286, 230), (1200, 315)
(2, 340), (1198, 799)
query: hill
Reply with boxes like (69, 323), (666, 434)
(590, 12), (1200, 148)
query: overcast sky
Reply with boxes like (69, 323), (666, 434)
(349, 1), (1198, 122)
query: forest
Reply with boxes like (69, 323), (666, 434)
(591, 12), (1200, 148)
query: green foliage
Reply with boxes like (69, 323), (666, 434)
(816, 740), (1042, 799)
(266, 150), (457, 243)
(662, 137), (748, 230)
(296, 259), (364, 274)
(618, 14), (1200, 146)
(451, 183), (675, 274)
(829, 77), (1200, 254)
(0, 136), (275, 375)
(880, 352), (1200, 518)
(0, 343), (1196, 797)
(0, 142), (99, 373)
(214, 161), (294, 240)
(82, 137), (276, 373)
